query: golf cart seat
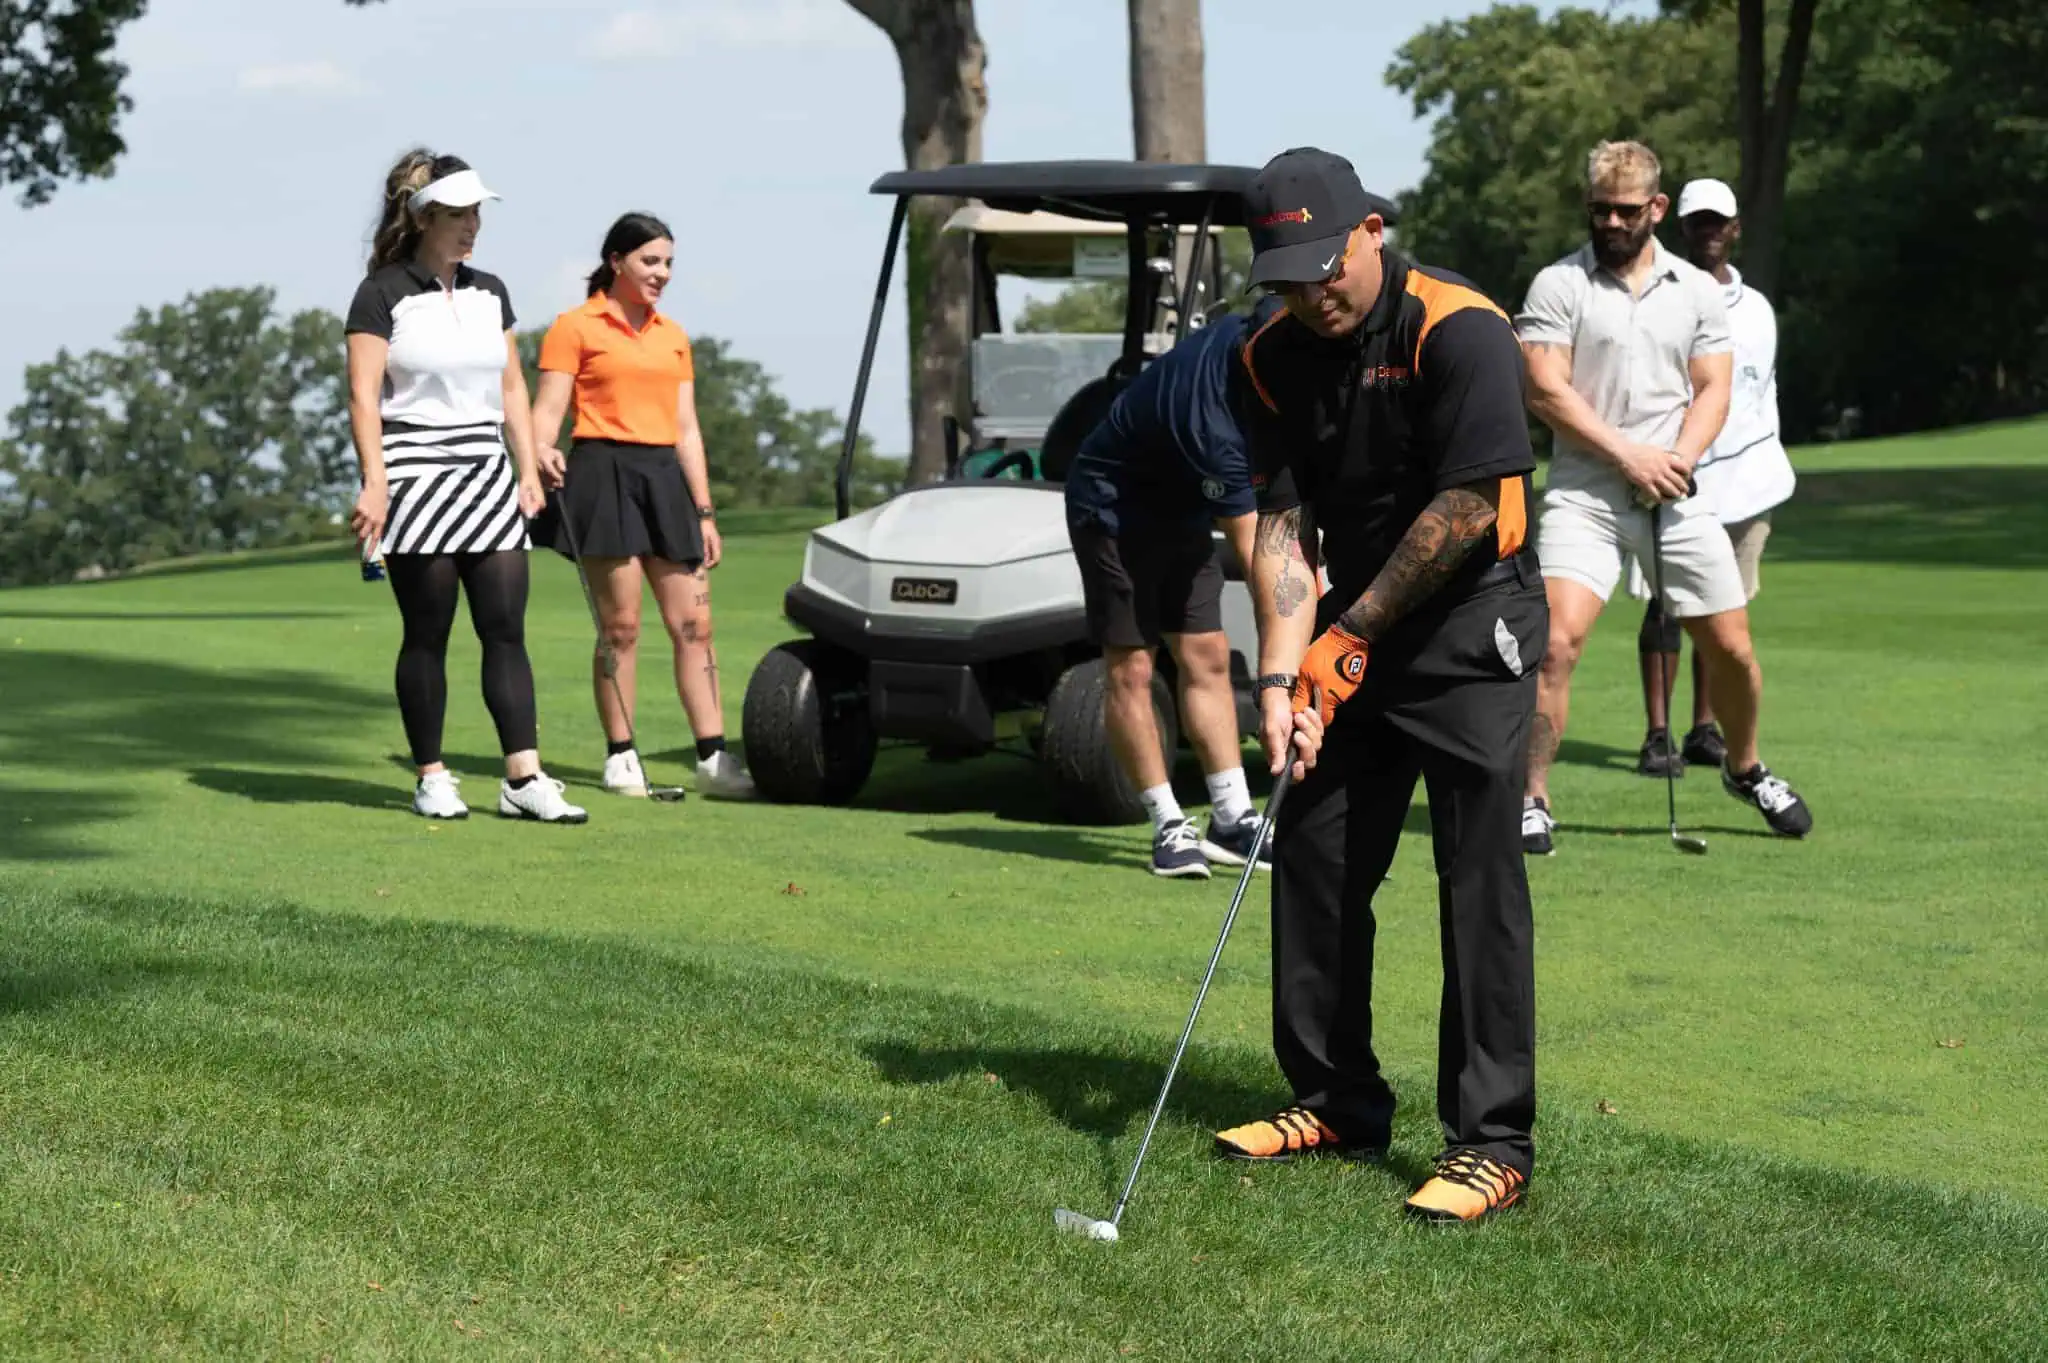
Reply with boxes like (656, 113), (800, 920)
(1038, 373), (1128, 484)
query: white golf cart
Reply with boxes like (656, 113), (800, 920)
(739, 161), (1265, 824)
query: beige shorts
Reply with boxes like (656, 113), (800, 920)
(1536, 491), (1749, 619)
(1622, 512), (1772, 604)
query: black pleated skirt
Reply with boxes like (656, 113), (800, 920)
(528, 439), (705, 566)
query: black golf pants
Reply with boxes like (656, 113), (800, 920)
(1270, 582), (1543, 1176)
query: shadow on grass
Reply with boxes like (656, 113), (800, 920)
(1768, 465), (2048, 569)
(1556, 737), (1640, 773)
(864, 1039), (1436, 1193)
(0, 960), (209, 1017)
(188, 767), (408, 813)
(0, 609), (345, 622)
(907, 826), (1146, 869)
(1555, 820), (1780, 842)
(0, 788), (134, 861)
(0, 650), (387, 858)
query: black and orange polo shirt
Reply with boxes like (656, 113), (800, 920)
(537, 293), (696, 446)
(1234, 249), (1535, 621)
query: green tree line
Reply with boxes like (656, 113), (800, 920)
(1385, 0), (2045, 442)
(0, 288), (895, 587)
(1022, 1), (2044, 444)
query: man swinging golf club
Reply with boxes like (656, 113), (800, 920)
(1514, 140), (1812, 856)
(1212, 146), (1546, 1224)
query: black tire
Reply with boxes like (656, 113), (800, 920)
(1040, 655), (1179, 825)
(740, 639), (877, 806)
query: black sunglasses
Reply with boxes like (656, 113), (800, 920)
(1588, 200), (1653, 223)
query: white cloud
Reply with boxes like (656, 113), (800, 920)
(236, 60), (370, 96)
(581, 0), (875, 62)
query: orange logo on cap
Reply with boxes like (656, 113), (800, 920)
(1256, 207), (1314, 227)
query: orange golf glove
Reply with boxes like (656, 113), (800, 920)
(1292, 623), (1368, 726)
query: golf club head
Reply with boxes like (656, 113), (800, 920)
(649, 786), (687, 803)
(1672, 831), (1708, 855)
(1053, 1207), (1119, 1242)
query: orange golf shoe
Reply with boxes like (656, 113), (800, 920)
(1213, 1105), (1382, 1162)
(1403, 1148), (1526, 1223)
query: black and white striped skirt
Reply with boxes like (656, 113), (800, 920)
(377, 421), (530, 557)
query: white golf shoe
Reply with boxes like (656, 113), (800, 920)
(498, 773), (588, 824)
(602, 748), (650, 796)
(412, 770), (468, 820)
(696, 749), (757, 800)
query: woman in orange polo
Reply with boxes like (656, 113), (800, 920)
(529, 211), (754, 800)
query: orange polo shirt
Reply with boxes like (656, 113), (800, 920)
(537, 293), (695, 446)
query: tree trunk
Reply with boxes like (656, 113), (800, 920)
(1734, 0), (1817, 299)
(846, 0), (987, 489)
(1128, 0), (1206, 162)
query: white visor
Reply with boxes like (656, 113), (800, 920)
(410, 168), (501, 212)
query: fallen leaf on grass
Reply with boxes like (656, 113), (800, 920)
(1597, 1099), (1619, 1116)
(781, 882), (805, 896)
(983, 1073), (999, 1084)
(367, 1282), (383, 1292)
(1938, 1038), (1965, 1049)
(1239, 1176), (1253, 1187)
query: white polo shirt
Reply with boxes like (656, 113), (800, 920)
(1514, 240), (1731, 513)
(1691, 265), (1795, 524)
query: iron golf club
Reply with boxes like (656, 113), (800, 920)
(1055, 760), (1295, 1243)
(1649, 499), (1706, 855)
(552, 490), (686, 802)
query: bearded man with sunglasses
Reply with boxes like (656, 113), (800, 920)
(1212, 146), (1547, 1226)
(1514, 140), (1813, 856)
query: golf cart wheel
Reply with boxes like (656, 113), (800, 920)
(741, 639), (877, 806)
(1040, 656), (1179, 825)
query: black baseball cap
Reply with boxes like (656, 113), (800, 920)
(1244, 147), (1380, 286)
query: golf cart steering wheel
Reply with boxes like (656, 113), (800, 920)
(1037, 374), (1129, 484)
(979, 450), (1036, 481)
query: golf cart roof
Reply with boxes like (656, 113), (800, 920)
(942, 205), (1221, 238)
(869, 160), (1262, 225)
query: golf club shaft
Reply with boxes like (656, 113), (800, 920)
(1650, 503), (1681, 833)
(1107, 761), (1293, 1227)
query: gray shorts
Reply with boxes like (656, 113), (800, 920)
(1623, 512), (1771, 604)
(1535, 491), (1748, 619)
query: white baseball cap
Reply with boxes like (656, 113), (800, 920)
(1676, 177), (1739, 220)
(410, 167), (501, 213)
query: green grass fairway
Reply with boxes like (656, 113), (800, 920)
(3, 418), (2046, 1358)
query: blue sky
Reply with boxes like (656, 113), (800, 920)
(0, 0), (1613, 455)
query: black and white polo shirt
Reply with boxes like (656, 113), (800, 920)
(345, 260), (517, 434)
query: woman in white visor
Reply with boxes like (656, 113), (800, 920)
(343, 148), (587, 825)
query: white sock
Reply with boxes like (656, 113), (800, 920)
(1140, 783), (1184, 831)
(1205, 767), (1253, 824)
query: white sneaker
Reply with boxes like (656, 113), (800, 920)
(412, 770), (468, 820)
(696, 749), (757, 800)
(497, 773), (589, 824)
(603, 749), (650, 796)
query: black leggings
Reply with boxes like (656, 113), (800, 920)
(386, 550), (539, 766)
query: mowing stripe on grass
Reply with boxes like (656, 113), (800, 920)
(1, 883), (2042, 1361)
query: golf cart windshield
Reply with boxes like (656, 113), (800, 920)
(945, 202), (1235, 481)
(835, 161), (1264, 518)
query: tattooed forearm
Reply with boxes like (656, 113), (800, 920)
(1254, 507), (1312, 618)
(1254, 506), (1303, 559)
(1335, 483), (1499, 643)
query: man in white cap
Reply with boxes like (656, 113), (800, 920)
(1624, 176), (1798, 777)
(1513, 140), (1812, 854)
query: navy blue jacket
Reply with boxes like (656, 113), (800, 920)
(1063, 308), (1265, 537)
